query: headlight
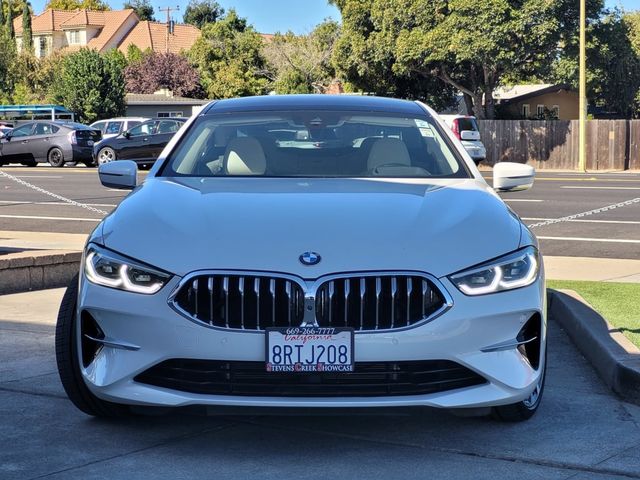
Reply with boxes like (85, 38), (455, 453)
(84, 244), (171, 294)
(449, 246), (539, 296)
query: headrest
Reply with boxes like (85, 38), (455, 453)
(367, 138), (411, 171)
(224, 137), (267, 175)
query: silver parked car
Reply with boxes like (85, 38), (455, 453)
(439, 115), (487, 166)
(56, 95), (545, 421)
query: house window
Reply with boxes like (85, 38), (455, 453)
(38, 37), (48, 58)
(522, 104), (530, 118)
(69, 30), (80, 45)
(536, 105), (545, 117)
(158, 111), (184, 118)
(552, 105), (560, 119)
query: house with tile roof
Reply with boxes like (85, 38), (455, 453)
(13, 8), (200, 58)
(117, 21), (201, 55)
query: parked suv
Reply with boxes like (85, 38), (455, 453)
(0, 121), (101, 167)
(94, 117), (187, 168)
(90, 117), (148, 141)
(439, 115), (486, 166)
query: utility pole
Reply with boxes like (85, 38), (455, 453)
(159, 6), (179, 54)
(578, 0), (587, 172)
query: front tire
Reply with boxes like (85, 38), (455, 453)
(97, 147), (116, 165)
(55, 274), (130, 417)
(492, 354), (546, 422)
(48, 147), (65, 167)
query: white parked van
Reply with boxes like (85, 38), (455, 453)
(439, 115), (486, 166)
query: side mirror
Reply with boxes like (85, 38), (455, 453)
(493, 162), (535, 192)
(99, 160), (137, 190)
(460, 130), (480, 141)
(123, 131), (131, 139)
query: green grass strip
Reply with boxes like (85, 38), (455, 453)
(548, 280), (640, 349)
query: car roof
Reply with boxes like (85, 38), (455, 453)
(203, 95), (427, 116)
(91, 117), (149, 123)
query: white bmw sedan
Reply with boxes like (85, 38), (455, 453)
(56, 95), (546, 421)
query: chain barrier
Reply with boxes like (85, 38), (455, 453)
(527, 197), (640, 229)
(0, 170), (109, 216)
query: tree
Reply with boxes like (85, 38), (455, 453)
(6, 0), (14, 38)
(124, 52), (204, 98)
(44, 0), (110, 10)
(50, 49), (125, 123)
(189, 9), (268, 98)
(123, 0), (154, 21)
(21, 0), (31, 52)
(183, 0), (223, 29)
(0, 1), (5, 34)
(332, 0), (606, 119)
(331, 0), (455, 111)
(263, 20), (340, 94)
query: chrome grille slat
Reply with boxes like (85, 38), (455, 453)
(173, 272), (447, 333)
(315, 273), (446, 332)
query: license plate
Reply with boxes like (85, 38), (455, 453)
(266, 327), (354, 372)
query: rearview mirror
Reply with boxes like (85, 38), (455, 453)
(460, 130), (480, 141)
(99, 160), (137, 190)
(493, 162), (535, 192)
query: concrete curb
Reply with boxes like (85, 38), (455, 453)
(548, 289), (640, 404)
(0, 250), (80, 295)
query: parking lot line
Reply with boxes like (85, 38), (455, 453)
(503, 199), (544, 202)
(0, 201), (118, 207)
(538, 236), (640, 244)
(0, 214), (101, 222)
(523, 217), (640, 225)
(561, 186), (640, 190)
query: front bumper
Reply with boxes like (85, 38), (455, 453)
(76, 270), (546, 410)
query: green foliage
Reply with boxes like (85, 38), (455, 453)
(189, 9), (268, 98)
(125, 44), (150, 64)
(0, 29), (16, 100)
(50, 49), (125, 123)
(263, 20), (340, 94)
(549, 10), (640, 118)
(44, 0), (110, 10)
(21, 0), (31, 52)
(6, 0), (14, 38)
(0, 1), (5, 31)
(331, 0), (455, 112)
(333, 0), (610, 118)
(183, 0), (223, 29)
(123, 0), (155, 21)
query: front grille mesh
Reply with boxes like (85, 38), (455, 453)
(173, 274), (304, 330)
(316, 275), (445, 330)
(172, 273), (447, 332)
(135, 359), (486, 397)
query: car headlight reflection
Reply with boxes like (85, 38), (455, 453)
(85, 245), (170, 294)
(449, 246), (539, 296)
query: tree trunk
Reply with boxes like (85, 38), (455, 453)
(472, 93), (486, 119)
(462, 93), (474, 116)
(484, 84), (495, 120)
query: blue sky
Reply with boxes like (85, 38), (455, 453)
(28, 0), (639, 34)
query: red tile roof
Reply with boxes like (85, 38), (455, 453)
(118, 21), (201, 55)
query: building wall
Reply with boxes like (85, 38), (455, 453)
(125, 105), (196, 118)
(507, 90), (579, 120)
(84, 26), (101, 44)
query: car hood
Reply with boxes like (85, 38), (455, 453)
(101, 177), (523, 279)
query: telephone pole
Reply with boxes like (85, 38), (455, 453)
(159, 6), (180, 54)
(578, 0), (587, 172)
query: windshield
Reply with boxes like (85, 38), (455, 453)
(162, 110), (469, 178)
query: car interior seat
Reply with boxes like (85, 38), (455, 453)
(223, 137), (267, 175)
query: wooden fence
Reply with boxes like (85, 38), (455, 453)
(477, 120), (640, 170)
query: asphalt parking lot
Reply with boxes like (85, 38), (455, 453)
(1, 166), (640, 479)
(1, 288), (639, 479)
(1, 166), (639, 259)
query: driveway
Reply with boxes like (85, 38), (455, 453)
(1, 288), (639, 480)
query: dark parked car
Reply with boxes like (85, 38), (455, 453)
(94, 117), (187, 168)
(0, 121), (101, 167)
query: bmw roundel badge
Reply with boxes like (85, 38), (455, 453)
(299, 251), (321, 266)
